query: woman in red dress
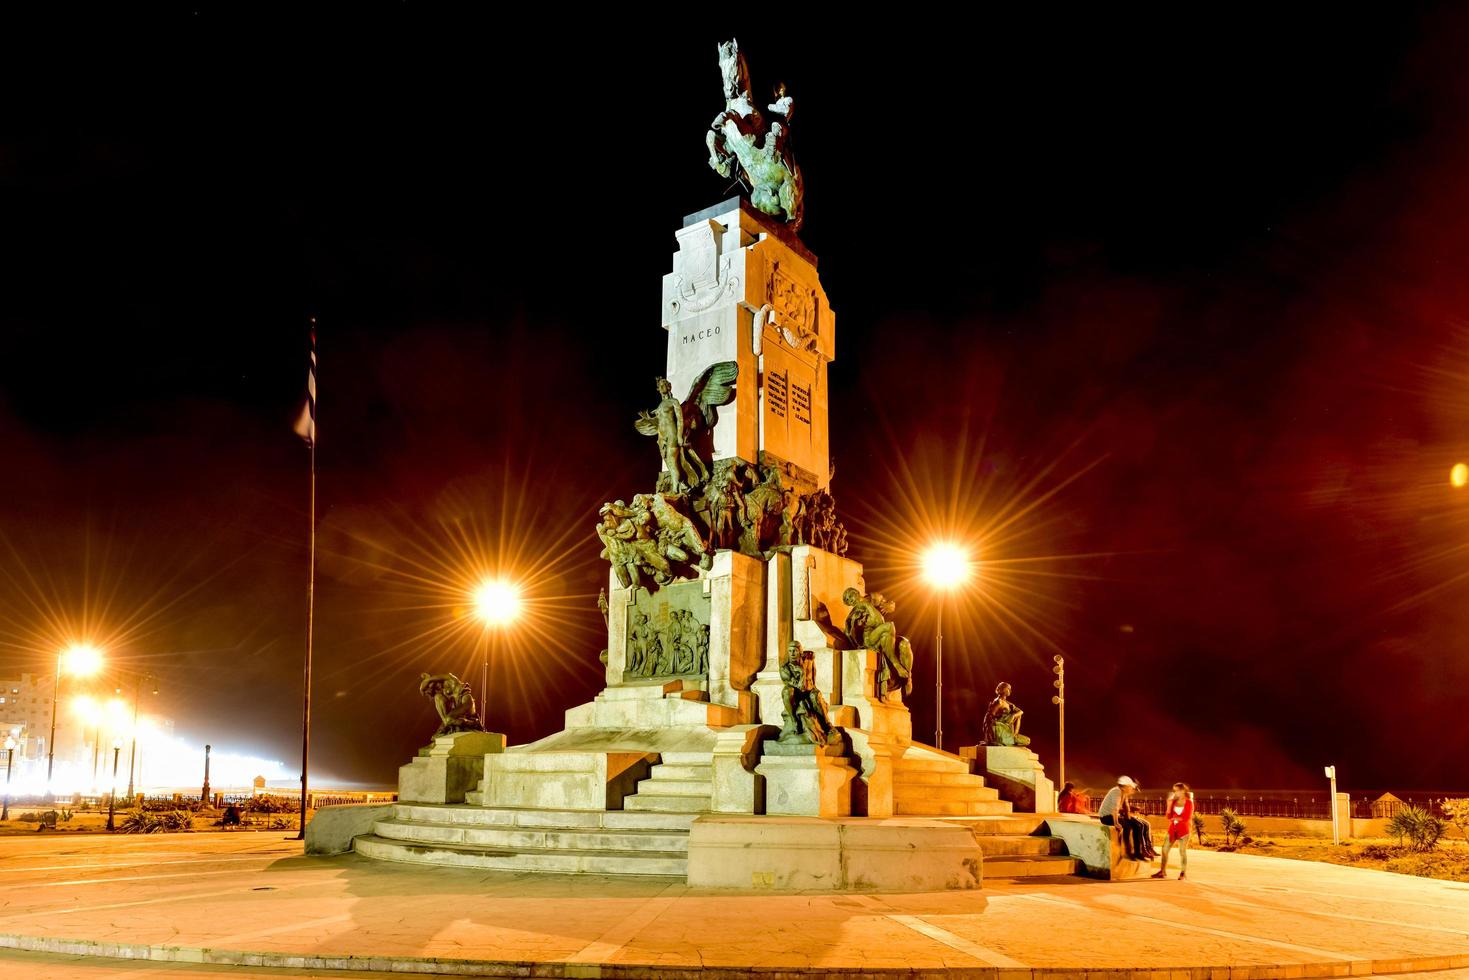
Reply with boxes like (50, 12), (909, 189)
(1153, 782), (1194, 879)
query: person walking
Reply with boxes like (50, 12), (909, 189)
(1153, 782), (1194, 879)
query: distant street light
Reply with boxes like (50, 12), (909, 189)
(106, 738), (122, 832)
(47, 644), (104, 796)
(202, 744), (212, 805)
(1452, 463), (1468, 488)
(471, 578), (522, 712)
(921, 543), (973, 752)
(1051, 656), (1066, 790)
(126, 674), (159, 798)
(2, 735), (16, 822)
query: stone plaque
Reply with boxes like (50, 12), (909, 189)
(624, 580), (713, 680)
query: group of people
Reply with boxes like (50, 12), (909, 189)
(1057, 776), (1194, 879)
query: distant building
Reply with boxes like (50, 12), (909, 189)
(0, 671), (55, 762)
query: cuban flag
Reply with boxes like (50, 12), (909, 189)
(293, 324), (316, 447)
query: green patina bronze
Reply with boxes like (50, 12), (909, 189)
(625, 580), (712, 679)
(982, 682), (1031, 747)
(706, 39), (804, 230)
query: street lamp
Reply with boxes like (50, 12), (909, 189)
(471, 578), (522, 711)
(921, 543), (973, 752)
(126, 674), (159, 798)
(106, 738), (122, 832)
(1452, 463), (1468, 488)
(2, 735), (16, 822)
(46, 644), (104, 796)
(1051, 655), (1066, 790)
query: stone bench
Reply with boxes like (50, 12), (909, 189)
(1041, 814), (1155, 879)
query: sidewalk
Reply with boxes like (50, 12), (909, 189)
(0, 831), (1466, 977)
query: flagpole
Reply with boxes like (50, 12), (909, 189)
(296, 321), (317, 841)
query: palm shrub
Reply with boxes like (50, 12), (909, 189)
(1192, 812), (1207, 844)
(1386, 805), (1445, 852)
(1219, 807), (1247, 847)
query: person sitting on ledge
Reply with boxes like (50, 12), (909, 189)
(1097, 775), (1151, 861)
(1057, 781), (1091, 814)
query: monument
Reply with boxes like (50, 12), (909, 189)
(348, 38), (1080, 889)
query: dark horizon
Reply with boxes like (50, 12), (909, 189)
(4, 11), (1469, 794)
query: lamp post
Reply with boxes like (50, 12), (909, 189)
(126, 674), (158, 798)
(2, 735), (15, 822)
(1325, 765), (1340, 844)
(921, 544), (973, 753)
(1051, 655), (1066, 789)
(106, 738), (122, 832)
(46, 644), (103, 797)
(472, 578), (522, 719)
(202, 744), (212, 805)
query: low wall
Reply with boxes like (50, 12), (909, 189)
(1144, 813), (1390, 840)
(305, 803), (394, 855)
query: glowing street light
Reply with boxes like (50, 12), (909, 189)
(47, 644), (105, 795)
(922, 543), (973, 752)
(471, 578), (522, 713)
(62, 644), (104, 677)
(473, 579), (522, 626)
(1452, 463), (1468, 488)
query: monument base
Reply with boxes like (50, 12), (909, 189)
(686, 814), (983, 890)
(398, 731), (505, 804)
(960, 744), (1055, 813)
(756, 740), (862, 817)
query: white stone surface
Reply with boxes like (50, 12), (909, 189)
(962, 744), (1056, 813)
(708, 725), (769, 814)
(706, 550), (764, 718)
(304, 803), (394, 855)
(1040, 814), (1152, 879)
(686, 815), (982, 891)
(756, 744), (860, 817)
(660, 202), (837, 488)
(478, 749), (655, 811)
(398, 731), (505, 804)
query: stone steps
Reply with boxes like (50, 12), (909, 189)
(622, 754), (714, 816)
(354, 803), (693, 877)
(972, 834), (1065, 857)
(354, 834), (687, 876)
(894, 770), (999, 789)
(372, 818), (690, 854)
(895, 798), (1015, 816)
(893, 781), (1002, 802)
(625, 792), (710, 813)
(981, 854), (1083, 878)
(945, 814), (1051, 836)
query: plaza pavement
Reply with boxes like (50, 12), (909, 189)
(0, 831), (1466, 978)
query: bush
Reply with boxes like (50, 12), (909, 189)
(1192, 813), (1206, 844)
(1360, 842), (1400, 861)
(243, 795), (295, 814)
(142, 798), (205, 813)
(1219, 807), (1247, 847)
(119, 810), (195, 834)
(1441, 798), (1469, 842)
(1387, 806), (1446, 852)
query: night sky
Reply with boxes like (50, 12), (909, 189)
(4, 11), (1469, 793)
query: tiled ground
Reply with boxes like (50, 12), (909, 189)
(0, 831), (1466, 977)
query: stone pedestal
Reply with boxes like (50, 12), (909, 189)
(398, 731), (505, 804)
(708, 724), (771, 814)
(756, 740), (861, 817)
(686, 815), (983, 891)
(961, 744), (1055, 813)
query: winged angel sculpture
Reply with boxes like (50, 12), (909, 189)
(705, 38), (803, 230)
(634, 363), (739, 492)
